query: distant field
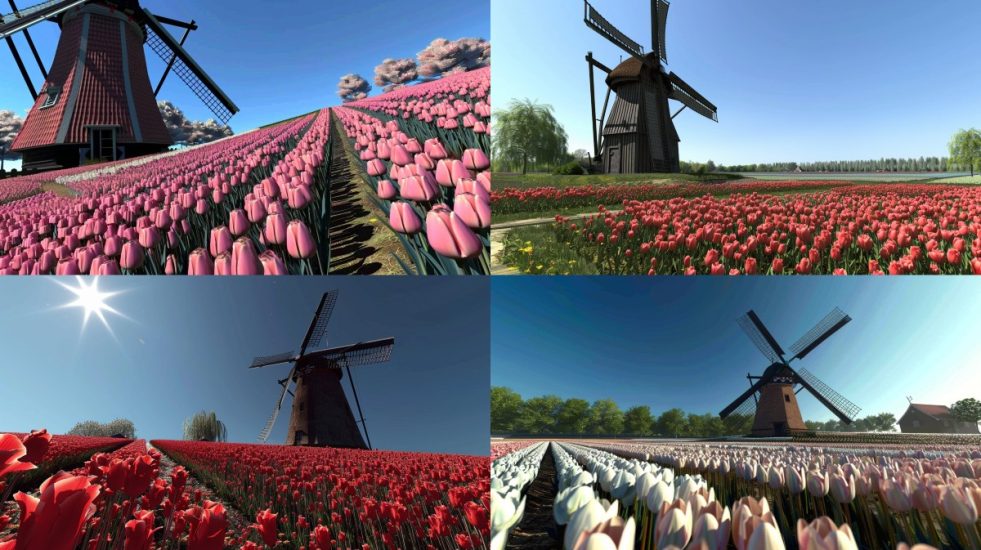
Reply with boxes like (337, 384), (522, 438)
(929, 174), (981, 184)
(739, 171), (970, 182)
(497, 171), (740, 190)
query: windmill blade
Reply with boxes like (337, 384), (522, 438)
(142, 9), (239, 125)
(667, 72), (718, 122)
(584, 0), (645, 62)
(797, 368), (861, 423)
(298, 290), (339, 356)
(720, 373), (773, 418)
(299, 338), (395, 371)
(651, 0), (669, 63)
(789, 308), (851, 360)
(0, 0), (86, 39)
(737, 310), (785, 364)
(258, 366), (296, 442)
(249, 351), (296, 369)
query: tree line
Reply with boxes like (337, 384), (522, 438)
(712, 157), (956, 174)
(492, 387), (903, 437)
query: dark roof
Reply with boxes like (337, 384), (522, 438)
(901, 403), (953, 422)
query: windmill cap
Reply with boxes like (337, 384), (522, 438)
(605, 54), (660, 86)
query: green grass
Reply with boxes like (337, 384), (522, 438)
(739, 172), (968, 183)
(928, 175), (981, 184)
(498, 225), (599, 275)
(496, 172), (742, 190)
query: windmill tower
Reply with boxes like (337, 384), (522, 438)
(583, 0), (717, 173)
(1, 0), (238, 171)
(719, 309), (862, 437)
(249, 291), (395, 449)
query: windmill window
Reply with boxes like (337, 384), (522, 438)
(39, 87), (61, 110)
(784, 394), (791, 402)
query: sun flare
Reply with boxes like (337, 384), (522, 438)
(56, 277), (123, 333)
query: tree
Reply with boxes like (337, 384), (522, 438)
(949, 129), (981, 176)
(0, 110), (23, 173)
(949, 398), (981, 426)
(656, 408), (687, 437)
(623, 406), (654, 435)
(587, 399), (624, 435)
(68, 418), (136, 438)
(555, 398), (591, 434)
(723, 413), (753, 435)
(183, 411), (227, 442)
(493, 99), (569, 174)
(515, 395), (562, 434)
(862, 412), (897, 432)
(490, 386), (523, 433)
(337, 74), (372, 102)
(416, 38), (489, 78)
(158, 101), (232, 145)
(374, 58), (418, 92)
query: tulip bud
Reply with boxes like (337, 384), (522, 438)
(285, 220), (317, 259)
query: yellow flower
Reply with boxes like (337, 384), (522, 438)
(369, 217), (379, 223)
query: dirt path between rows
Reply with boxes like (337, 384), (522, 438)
(506, 444), (561, 549)
(146, 442), (252, 535)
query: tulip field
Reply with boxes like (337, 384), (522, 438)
(0, 68), (491, 275)
(497, 182), (981, 275)
(492, 439), (981, 549)
(2, 429), (490, 549)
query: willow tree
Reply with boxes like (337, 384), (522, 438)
(493, 99), (568, 174)
(949, 129), (981, 176)
(183, 411), (228, 442)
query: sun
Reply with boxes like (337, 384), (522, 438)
(56, 277), (123, 333)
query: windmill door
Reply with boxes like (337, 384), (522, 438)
(607, 146), (621, 174)
(88, 127), (119, 162)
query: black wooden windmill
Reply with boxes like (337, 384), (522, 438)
(249, 291), (395, 449)
(583, 0), (717, 174)
(719, 308), (862, 437)
(1, 0), (238, 170)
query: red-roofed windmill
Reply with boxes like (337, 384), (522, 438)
(1, 0), (238, 171)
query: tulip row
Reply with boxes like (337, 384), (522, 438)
(531, 438), (981, 549)
(492, 181), (853, 216)
(490, 441), (548, 547)
(345, 67), (491, 157)
(1, 432), (253, 549)
(0, 110), (334, 275)
(152, 439), (490, 549)
(0, 431), (128, 496)
(534, 185), (981, 274)
(491, 440), (542, 460)
(335, 106), (491, 274)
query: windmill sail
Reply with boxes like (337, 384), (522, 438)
(790, 308), (851, 360)
(719, 373), (773, 418)
(299, 338), (395, 371)
(668, 72), (718, 122)
(249, 351), (296, 369)
(0, 0), (86, 39)
(258, 366), (296, 442)
(142, 9), (238, 124)
(584, 0), (645, 61)
(797, 368), (861, 423)
(737, 310), (784, 364)
(652, 0), (669, 63)
(298, 290), (339, 355)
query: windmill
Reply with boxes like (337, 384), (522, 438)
(249, 291), (395, 449)
(583, 0), (717, 174)
(719, 308), (862, 437)
(0, 0), (238, 171)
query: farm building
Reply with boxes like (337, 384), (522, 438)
(897, 403), (980, 434)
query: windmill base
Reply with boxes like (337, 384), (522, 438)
(287, 367), (368, 449)
(17, 143), (171, 173)
(751, 384), (808, 436)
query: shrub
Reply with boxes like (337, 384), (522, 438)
(67, 418), (136, 438)
(552, 160), (586, 176)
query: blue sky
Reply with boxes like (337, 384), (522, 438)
(492, 277), (981, 424)
(492, 0), (981, 165)
(0, 277), (489, 456)
(1, 0), (489, 169)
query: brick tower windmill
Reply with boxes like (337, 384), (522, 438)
(249, 291), (395, 449)
(0, 0), (238, 170)
(719, 308), (862, 436)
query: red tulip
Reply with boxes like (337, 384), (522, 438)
(21, 430), (51, 465)
(1, 434), (36, 477)
(11, 472), (100, 550)
(426, 205), (482, 259)
(186, 501), (227, 550)
(255, 509), (279, 546)
(313, 525), (332, 549)
(123, 515), (158, 550)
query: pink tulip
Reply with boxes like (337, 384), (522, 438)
(426, 205), (482, 259)
(377, 180), (398, 200)
(229, 209), (251, 237)
(462, 148), (490, 171)
(390, 202), (422, 234)
(400, 176), (439, 202)
(366, 159), (386, 176)
(188, 249), (214, 276)
(214, 252), (232, 275)
(286, 220), (317, 259)
(259, 250), (288, 275)
(231, 238), (261, 275)
(454, 193), (491, 229)
(264, 214), (287, 245)
(120, 241), (145, 270)
(209, 226), (233, 257)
